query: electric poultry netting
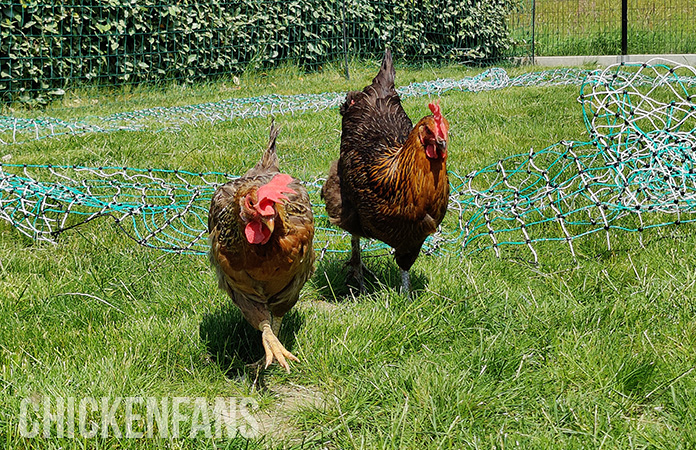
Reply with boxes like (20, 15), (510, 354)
(1, 60), (695, 261)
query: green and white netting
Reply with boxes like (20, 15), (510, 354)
(1, 59), (695, 261)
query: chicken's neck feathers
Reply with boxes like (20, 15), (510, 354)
(379, 130), (444, 178)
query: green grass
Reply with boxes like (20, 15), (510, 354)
(2, 61), (696, 449)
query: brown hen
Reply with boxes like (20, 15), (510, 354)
(321, 49), (450, 295)
(208, 123), (314, 372)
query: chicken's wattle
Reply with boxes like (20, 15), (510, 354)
(245, 221), (272, 244)
(425, 144), (438, 159)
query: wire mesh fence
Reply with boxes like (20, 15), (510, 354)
(510, 0), (695, 58)
(1, 0), (693, 104)
(0, 0), (517, 104)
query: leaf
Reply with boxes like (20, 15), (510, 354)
(95, 22), (111, 33)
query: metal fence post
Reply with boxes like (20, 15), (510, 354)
(621, 0), (628, 56)
(531, 0), (536, 64)
(341, 0), (350, 80)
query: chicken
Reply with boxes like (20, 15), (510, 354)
(208, 123), (315, 372)
(321, 49), (450, 295)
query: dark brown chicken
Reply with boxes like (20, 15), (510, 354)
(208, 123), (314, 372)
(321, 49), (450, 295)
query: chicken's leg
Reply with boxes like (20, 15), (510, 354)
(258, 318), (299, 373)
(400, 269), (412, 297)
(270, 315), (282, 337)
(346, 234), (365, 293)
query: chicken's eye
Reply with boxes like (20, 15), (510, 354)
(244, 195), (254, 210)
(426, 125), (436, 140)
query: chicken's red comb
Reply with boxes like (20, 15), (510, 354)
(255, 173), (297, 216)
(428, 100), (447, 139)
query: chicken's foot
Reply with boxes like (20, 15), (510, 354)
(256, 318), (299, 373)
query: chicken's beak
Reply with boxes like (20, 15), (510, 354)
(436, 138), (448, 159)
(260, 215), (275, 235)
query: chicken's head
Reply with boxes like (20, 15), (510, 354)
(419, 100), (449, 160)
(239, 173), (297, 245)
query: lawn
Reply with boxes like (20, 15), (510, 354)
(2, 58), (696, 449)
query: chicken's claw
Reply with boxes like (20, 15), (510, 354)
(259, 320), (299, 373)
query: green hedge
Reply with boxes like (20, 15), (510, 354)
(0, 0), (521, 103)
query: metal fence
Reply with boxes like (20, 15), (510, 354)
(0, 0), (515, 103)
(510, 0), (695, 58)
(1, 0), (694, 103)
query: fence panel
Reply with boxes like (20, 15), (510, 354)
(509, 0), (695, 57)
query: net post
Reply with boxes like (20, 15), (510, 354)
(531, 0), (536, 65)
(340, 0), (350, 80)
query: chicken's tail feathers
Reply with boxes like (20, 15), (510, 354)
(254, 119), (281, 172)
(370, 48), (396, 98)
(341, 49), (395, 115)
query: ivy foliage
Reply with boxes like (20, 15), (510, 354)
(1, 0), (520, 103)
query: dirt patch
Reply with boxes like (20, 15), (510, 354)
(253, 383), (326, 442)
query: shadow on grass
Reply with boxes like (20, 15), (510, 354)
(199, 304), (304, 379)
(311, 252), (428, 302)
